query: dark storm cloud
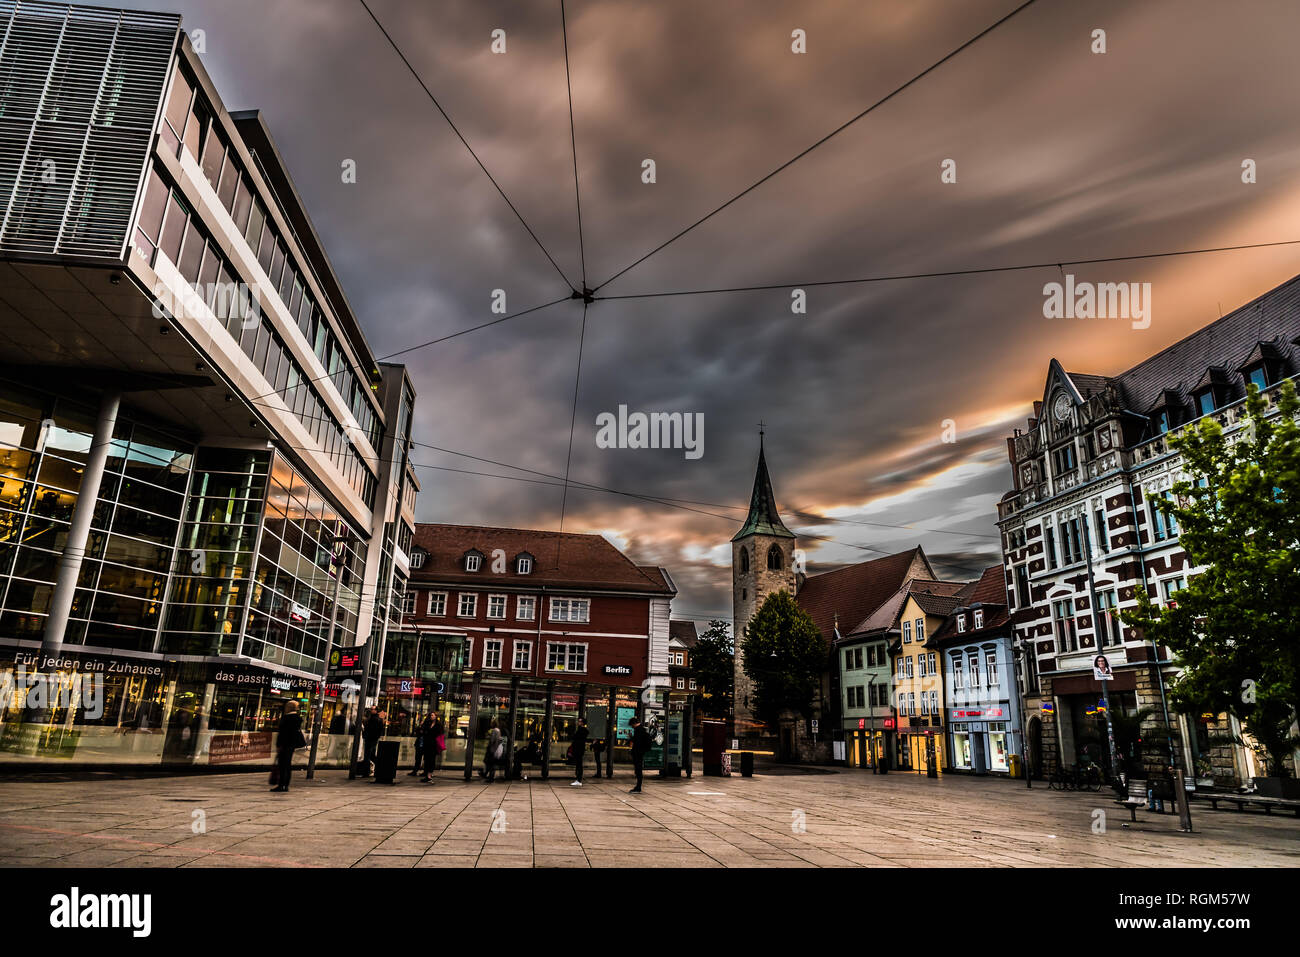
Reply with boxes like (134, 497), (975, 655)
(136, 0), (1300, 625)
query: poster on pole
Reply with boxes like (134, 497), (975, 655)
(1092, 654), (1114, 681)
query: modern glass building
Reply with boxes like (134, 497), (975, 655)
(0, 2), (419, 767)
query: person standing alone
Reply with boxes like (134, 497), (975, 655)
(271, 701), (305, 793)
(570, 718), (589, 787)
(362, 708), (383, 777)
(629, 716), (650, 794)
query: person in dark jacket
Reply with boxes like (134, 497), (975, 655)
(362, 708), (383, 777)
(409, 714), (433, 776)
(271, 700), (304, 793)
(629, 717), (651, 793)
(482, 718), (504, 782)
(569, 718), (590, 787)
(423, 714), (446, 782)
(591, 737), (605, 779)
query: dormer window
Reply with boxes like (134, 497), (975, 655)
(1156, 411), (1170, 434)
(464, 550), (483, 572)
(515, 553), (534, 575)
(408, 548), (427, 570)
(1245, 365), (1268, 391)
(973, 608), (984, 629)
(956, 614), (967, 633)
(1237, 341), (1283, 394)
(1196, 390), (1216, 417)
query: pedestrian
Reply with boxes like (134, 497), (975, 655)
(362, 707), (383, 777)
(482, 718), (505, 782)
(629, 716), (650, 793)
(570, 718), (589, 787)
(591, 736), (605, 779)
(426, 713), (446, 781)
(409, 713), (433, 776)
(270, 700), (305, 793)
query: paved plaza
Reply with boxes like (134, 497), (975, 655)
(0, 768), (1296, 868)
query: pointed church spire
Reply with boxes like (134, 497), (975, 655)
(732, 431), (795, 541)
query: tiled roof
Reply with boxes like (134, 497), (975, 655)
(931, 565), (1010, 641)
(850, 577), (970, 637)
(796, 547), (933, 642)
(1107, 274), (1300, 413)
(408, 524), (676, 595)
(669, 620), (698, 647)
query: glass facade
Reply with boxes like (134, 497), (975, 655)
(0, 379), (193, 649)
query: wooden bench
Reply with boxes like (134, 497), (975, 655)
(1192, 792), (1300, 817)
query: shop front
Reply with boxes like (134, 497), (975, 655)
(0, 646), (327, 768)
(948, 706), (1014, 775)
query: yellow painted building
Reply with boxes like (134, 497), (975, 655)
(888, 589), (965, 773)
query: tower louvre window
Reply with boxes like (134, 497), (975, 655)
(766, 545), (783, 571)
(739, 547), (750, 573)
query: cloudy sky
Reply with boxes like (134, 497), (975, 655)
(135, 0), (1300, 624)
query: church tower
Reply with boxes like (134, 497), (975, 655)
(731, 432), (797, 729)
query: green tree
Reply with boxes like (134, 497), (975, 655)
(689, 619), (733, 718)
(740, 591), (826, 725)
(1124, 380), (1300, 778)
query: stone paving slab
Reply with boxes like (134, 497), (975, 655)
(1, 768), (1298, 868)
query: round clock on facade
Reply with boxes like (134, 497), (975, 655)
(1053, 392), (1072, 421)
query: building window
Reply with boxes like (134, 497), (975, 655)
(1161, 577), (1185, 607)
(905, 657), (914, 679)
(985, 650), (997, 687)
(517, 596), (536, 621)
(767, 544), (783, 571)
(487, 595), (506, 619)
(1150, 490), (1179, 541)
(483, 639), (503, 670)
(915, 618), (925, 640)
(903, 621), (912, 642)
(1246, 366), (1269, 391)
(739, 547), (750, 573)
(546, 642), (587, 673)
(457, 593), (477, 617)
(1094, 509), (1108, 553)
(676, 677), (685, 690)
(952, 655), (965, 689)
(409, 550), (426, 569)
(973, 609), (984, 629)
(516, 555), (533, 574)
(1156, 411), (1170, 434)
(853, 648), (863, 669)
(1015, 566), (1030, 608)
(672, 652), (684, 666)
(427, 592), (447, 616)
(400, 592), (416, 616)
(920, 691), (930, 715)
(689, 679), (697, 691)
(968, 652), (981, 687)
(549, 598), (590, 623)
(464, 553), (482, 572)
(1045, 525), (1058, 569)
(1097, 590), (1121, 646)
(926, 652), (936, 676)
(1196, 390), (1216, 417)
(513, 641), (532, 671)
(845, 649), (854, 671)
(1053, 599), (1077, 652)
(957, 615), (966, 633)
(927, 689), (938, 715)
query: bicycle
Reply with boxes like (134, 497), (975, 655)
(1048, 763), (1104, 792)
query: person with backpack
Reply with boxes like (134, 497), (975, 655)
(629, 716), (651, 793)
(270, 700), (305, 793)
(570, 718), (590, 787)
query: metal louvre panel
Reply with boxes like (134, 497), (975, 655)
(0, 1), (180, 258)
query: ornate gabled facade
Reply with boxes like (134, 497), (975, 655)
(998, 275), (1300, 784)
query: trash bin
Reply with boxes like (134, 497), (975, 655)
(374, 740), (400, 784)
(1008, 754), (1022, 779)
(741, 751), (754, 777)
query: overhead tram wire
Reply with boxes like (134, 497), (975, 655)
(357, 0), (578, 293)
(591, 238), (1300, 303)
(410, 438), (1000, 540)
(590, 0), (1042, 293)
(560, 0), (588, 294)
(554, 301), (590, 568)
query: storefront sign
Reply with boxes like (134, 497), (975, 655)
(209, 731), (272, 765)
(8, 649), (164, 678)
(950, 708), (1005, 719)
(602, 665), (633, 676)
(882, 717), (895, 730)
(383, 677), (426, 697)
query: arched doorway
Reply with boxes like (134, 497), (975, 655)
(1028, 716), (1043, 778)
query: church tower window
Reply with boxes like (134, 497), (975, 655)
(740, 547), (750, 573)
(767, 544), (783, 571)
